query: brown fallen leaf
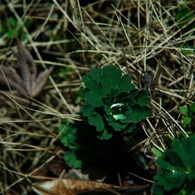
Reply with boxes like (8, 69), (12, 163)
(32, 179), (122, 195)
(32, 179), (150, 195)
(0, 38), (53, 100)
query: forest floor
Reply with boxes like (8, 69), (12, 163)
(0, 0), (195, 194)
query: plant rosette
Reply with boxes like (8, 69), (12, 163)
(82, 65), (151, 140)
(153, 136), (195, 194)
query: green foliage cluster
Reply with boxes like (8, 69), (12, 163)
(58, 65), (151, 168)
(179, 102), (195, 134)
(176, 4), (195, 55)
(58, 120), (97, 168)
(0, 16), (31, 39)
(153, 136), (195, 195)
(59, 65), (195, 194)
(82, 65), (151, 140)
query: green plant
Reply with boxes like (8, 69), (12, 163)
(179, 102), (195, 134)
(176, 4), (195, 31)
(58, 120), (98, 168)
(58, 119), (128, 169)
(82, 65), (151, 140)
(58, 65), (151, 168)
(176, 4), (195, 55)
(0, 16), (31, 39)
(153, 136), (195, 195)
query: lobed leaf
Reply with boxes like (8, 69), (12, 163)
(89, 114), (105, 132)
(183, 116), (192, 125)
(82, 104), (95, 116)
(58, 120), (98, 168)
(102, 65), (122, 89)
(64, 150), (83, 168)
(137, 90), (151, 106)
(97, 129), (112, 140)
(131, 107), (145, 123)
(85, 79), (105, 97)
(179, 106), (188, 114)
(118, 74), (134, 92)
(153, 136), (195, 194)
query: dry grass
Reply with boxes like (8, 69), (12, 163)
(0, 0), (195, 194)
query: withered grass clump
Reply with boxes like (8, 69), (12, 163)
(0, 0), (194, 194)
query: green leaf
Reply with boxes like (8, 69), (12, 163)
(118, 74), (135, 92)
(131, 106), (145, 123)
(58, 120), (99, 168)
(156, 158), (187, 191)
(83, 68), (102, 83)
(83, 91), (102, 106)
(137, 90), (150, 106)
(176, 5), (195, 57)
(183, 116), (192, 125)
(97, 129), (112, 140)
(82, 104), (95, 116)
(103, 65), (122, 88)
(151, 147), (163, 157)
(176, 5), (195, 30)
(84, 79), (105, 97)
(2, 16), (31, 39)
(64, 150), (83, 168)
(180, 136), (195, 171)
(181, 45), (195, 55)
(58, 121), (80, 150)
(125, 124), (136, 133)
(189, 102), (195, 113)
(179, 106), (188, 114)
(89, 114), (104, 132)
(108, 118), (128, 131)
(153, 136), (195, 193)
(164, 150), (184, 168)
(172, 139), (191, 170)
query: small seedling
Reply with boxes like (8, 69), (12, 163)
(179, 102), (195, 134)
